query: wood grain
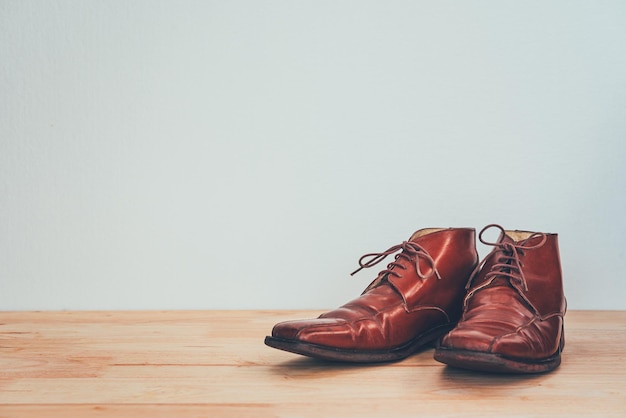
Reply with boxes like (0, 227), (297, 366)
(0, 310), (625, 417)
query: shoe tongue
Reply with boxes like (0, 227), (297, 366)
(500, 231), (516, 244)
(363, 228), (443, 295)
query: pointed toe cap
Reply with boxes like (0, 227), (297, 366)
(440, 326), (497, 353)
(271, 318), (353, 346)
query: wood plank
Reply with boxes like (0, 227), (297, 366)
(0, 310), (625, 417)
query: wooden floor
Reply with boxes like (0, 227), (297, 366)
(0, 310), (625, 417)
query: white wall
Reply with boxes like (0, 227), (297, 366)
(1, 1), (625, 310)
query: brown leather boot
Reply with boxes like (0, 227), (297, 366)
(434, 224), (567, 373)
(265, 228), (478, 362)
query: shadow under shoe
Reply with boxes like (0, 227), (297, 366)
(265, 227), (478, 363)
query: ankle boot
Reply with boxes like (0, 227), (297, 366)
(265, 228), (478, 362)
(434, 224), (567, 373)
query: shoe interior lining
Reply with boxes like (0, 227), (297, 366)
(409, 228), (447, 240)
(409, 228), (540, 243)
(505, 230), (536, 242)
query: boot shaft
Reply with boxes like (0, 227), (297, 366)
(384, 228), (479, 316)
(468, 227), (565, 316)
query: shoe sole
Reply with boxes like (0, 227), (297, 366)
(264, 323), (456, 363)
(433, 346), (562, 374)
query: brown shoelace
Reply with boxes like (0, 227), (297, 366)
(465, 224), (547, 312)
(351, 241), (442, 281)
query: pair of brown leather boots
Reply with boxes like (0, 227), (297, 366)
(265, 225), (566, 374)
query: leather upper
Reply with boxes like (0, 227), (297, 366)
(439, 226), (566, 360)
(271, 228), (478, 350)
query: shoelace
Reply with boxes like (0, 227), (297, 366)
(350, 241), (442, 281)
(465, 224), (547, 308)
